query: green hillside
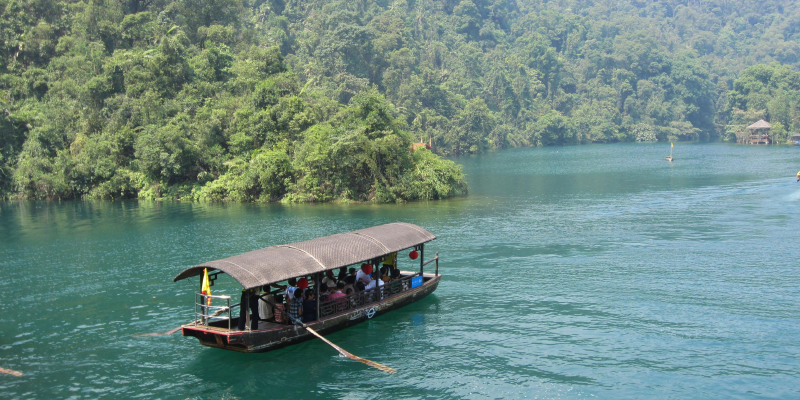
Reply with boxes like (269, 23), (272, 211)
(2, 0), (799, 200)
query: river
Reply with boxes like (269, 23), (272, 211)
(1, 143), (799, 399)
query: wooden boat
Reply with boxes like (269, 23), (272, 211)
(172, 223), (441, 353)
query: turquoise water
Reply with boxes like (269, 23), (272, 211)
(1, 143), (799, 399)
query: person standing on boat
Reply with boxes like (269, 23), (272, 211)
(302, 289), (317, 323)
(796, 171), (800, 181)
(287, 289), (304, 324)
(237, 287), (260, 331)
(382, 252), (397, 276)
(285, 278), (298, 304)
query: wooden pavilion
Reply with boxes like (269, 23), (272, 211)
(747, 120), (771, 144)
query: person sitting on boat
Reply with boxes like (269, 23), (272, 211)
(356, 264), (373, 286)
(302, 289), (317, 323)
(328, 282), (346, 301)
(355, 281), (366, 293)
(379, 266), (391, 283)
(345, 268), (357, 285)
(320, 282), (335, 302)
(365, 276), (384, 291)
(287, 289), (304, 324)
(337, 267), (348, 283)
(322, 270), (337, 287)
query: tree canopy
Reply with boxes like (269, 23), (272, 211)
(1, 0), (799, 200)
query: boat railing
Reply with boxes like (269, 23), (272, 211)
(194, 293), (232, 330)
(422, 253), (439, 276)
(318, 272), (426, 318)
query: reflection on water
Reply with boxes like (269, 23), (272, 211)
(1, 143), (799, 399)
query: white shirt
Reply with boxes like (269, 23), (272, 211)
(356, 269), (373, 285)
(365, 279), (384, 291)
(285, 286), (296, 302)
(322, 276), (336, 287)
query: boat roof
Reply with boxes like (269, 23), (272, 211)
(173, 222), (436, 289)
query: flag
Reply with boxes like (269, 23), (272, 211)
(201, 268), (211, 306)
(671, 142), (674, 148)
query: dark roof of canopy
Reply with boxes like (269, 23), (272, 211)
(173, 223), (436, 289)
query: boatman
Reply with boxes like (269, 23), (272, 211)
(797, 171), (800, 181)
(237, 287), (259, 331)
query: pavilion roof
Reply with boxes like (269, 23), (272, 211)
(748, 120), (771, 130)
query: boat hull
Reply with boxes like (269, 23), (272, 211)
(182, 274), (440, 353)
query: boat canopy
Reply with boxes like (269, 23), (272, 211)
(173, 223), (436, 290)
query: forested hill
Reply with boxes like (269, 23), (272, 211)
(2, 0), (800, 201)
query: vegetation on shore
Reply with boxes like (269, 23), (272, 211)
(2, 0), (799, 200)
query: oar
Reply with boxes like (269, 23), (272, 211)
(0, 367), (23, 377)
(303, 325), (396, 373)
(133, 308), (228, 337)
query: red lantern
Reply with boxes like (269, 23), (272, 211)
(361, 264), (373, 274)
(409, 250), (419, 260)
(297, 278), (309, 289)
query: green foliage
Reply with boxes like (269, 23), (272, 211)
(726, 62), (800, 142)
(4, 0), (800, 201)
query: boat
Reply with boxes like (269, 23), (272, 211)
(665, 142), (674, 161)
(172, 222), (441, 353)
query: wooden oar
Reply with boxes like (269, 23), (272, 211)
(304, 325), (396, 373)
(0, 367), (23, 377)
(134, 308), (228, 337)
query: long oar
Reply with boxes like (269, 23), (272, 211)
(0, 367), (23, 377)
(134, 308), (228, 337)
(303, 325), (396, 373)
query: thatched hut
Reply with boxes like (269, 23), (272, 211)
(747, 120), (771, 144)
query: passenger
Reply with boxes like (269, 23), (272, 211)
(342, 283), (354, 295)
(380, 266), (390, 283)
(302, 289), (317, 323)
(320, 282), (334, 302)
(391, 269), (401, 281)
(355, 281), (366, 292)
(287, 289), (304, 324)
(344, 268), (357, 285)
(365, 277), (385, 291)
(322, 270), (336, 287)
(285, 278), (298, 308)
(328, 282), (346, 301)
(356, 264), (373, 286)
(337, 267), (347, 283)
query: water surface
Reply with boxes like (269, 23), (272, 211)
(1, 143), (799, 399)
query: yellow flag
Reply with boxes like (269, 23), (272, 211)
(201, 268), (211, 306)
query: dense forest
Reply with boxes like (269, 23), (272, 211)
(2, 0), (800, 201)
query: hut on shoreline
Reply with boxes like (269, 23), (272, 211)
(747, 120), (771, 144)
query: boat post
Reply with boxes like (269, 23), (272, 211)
(420, 243), (424, 276)
(315, 272), (321, 321)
